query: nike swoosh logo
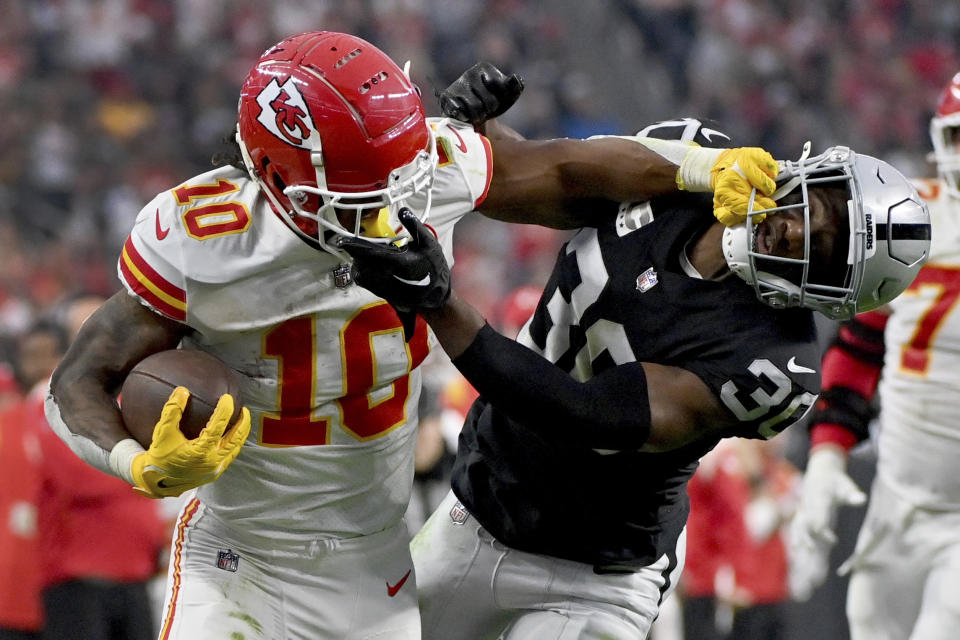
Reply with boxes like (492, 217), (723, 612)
(700, 127), (731, 143)
(393, 273), (431, 287)
(386, 569), (412, 597)
(787, 356), (816, 374)
(449, 127), (468, 153)
(155, 208), (170, 240)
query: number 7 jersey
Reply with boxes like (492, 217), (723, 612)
(117, 118), (491, 542)
(877, 178), (960, 509)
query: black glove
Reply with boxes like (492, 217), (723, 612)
(438, 62), (524, 125)
(337, 209), (451, 342)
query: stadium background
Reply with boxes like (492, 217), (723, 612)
(0, 1), (956, 638)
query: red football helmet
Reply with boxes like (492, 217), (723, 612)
(930, 71), (960, 198)
(236, 31), (437, 256)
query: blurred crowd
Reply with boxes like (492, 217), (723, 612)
(1, 0), (958, 363)
(0, 1), (957, 638)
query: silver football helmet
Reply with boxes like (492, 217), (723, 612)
(723, 144), (931, 320)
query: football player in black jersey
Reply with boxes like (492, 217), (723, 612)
(339, 66), (932, 640)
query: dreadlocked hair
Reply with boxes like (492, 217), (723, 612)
(210, 130), (246, 170)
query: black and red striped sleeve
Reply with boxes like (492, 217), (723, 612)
(808, 310), (888, 450)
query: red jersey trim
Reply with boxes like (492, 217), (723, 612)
(810, 423), (859, 451)
(159, 498), (200, 640)
(119, 237), (187, 322)
(473, 135), (494, 208)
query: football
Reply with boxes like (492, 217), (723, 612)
(120, 349), (243, 448)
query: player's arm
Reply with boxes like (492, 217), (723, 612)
(808, 310), (888, 451)
(479, 134), (679, 228)
(45, 291), (250, 498)
(440, 62), (779, 228)
(48, 291), (187, 454)
(421, 292), (734, 452)
(788, 310), (886, 599)
(339, 212), (736, 452)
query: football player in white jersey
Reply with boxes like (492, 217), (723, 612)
(789, 71), (960, 640)
(42, 33), (782, 639)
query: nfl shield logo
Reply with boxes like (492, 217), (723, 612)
(636, 267), (659, 293)
(333, 263), (353, 288)
(449, 501), (470, 525)
(216, 549), (240, 572)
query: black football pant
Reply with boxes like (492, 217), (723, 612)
(42, 579), (155, 640)
(0, 629), (41, 640)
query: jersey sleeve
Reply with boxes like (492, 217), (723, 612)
(421, 117), (494, 261)
(116, 190), (189, 322)
(807, 310), (887, 450)
(686, 321), (823, 440)
(433, 118), (493, 207)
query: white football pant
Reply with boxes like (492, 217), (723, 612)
(155, 498), (420, 639)
(845, 475), (960, 640)
(412, 490), (685, 640)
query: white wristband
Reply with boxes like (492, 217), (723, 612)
(109, 438), (146, 485)
(677, 145), (725, 192)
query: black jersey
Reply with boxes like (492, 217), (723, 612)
(451, 193), (822, 568)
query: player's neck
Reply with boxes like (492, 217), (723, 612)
(688, 222), (731, 281)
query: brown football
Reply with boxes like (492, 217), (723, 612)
(120, 349), (243, 448)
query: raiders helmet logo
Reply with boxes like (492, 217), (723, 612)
(255, 77), (316, 149)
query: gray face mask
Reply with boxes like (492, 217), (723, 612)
(723, 144), (931, 320)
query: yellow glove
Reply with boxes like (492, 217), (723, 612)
(711, 147), (779, 226)
(130, 387), (250, 498)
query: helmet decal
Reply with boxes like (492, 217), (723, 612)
(255, 76), (315, 149)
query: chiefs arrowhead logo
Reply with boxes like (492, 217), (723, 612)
(255, 77), (316, 149)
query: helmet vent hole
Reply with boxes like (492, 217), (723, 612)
(272, 173), (286, 193)
(876, 167), (886, 184)
(360, 71), (389, 94)
(334, 48), (362, 69)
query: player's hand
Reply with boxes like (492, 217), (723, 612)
(438, 62), (524, 126)
(788, 445), (866, 601)
(130, 387), (250, 498)
(337, 209), (451, 342)
(711, 147), (779, 226)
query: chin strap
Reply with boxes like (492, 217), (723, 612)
(309, 129), (328, 192)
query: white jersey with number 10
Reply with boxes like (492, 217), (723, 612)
(117, 118), (491, 543)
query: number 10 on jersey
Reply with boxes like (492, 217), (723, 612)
(259, 302), (429, 446)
